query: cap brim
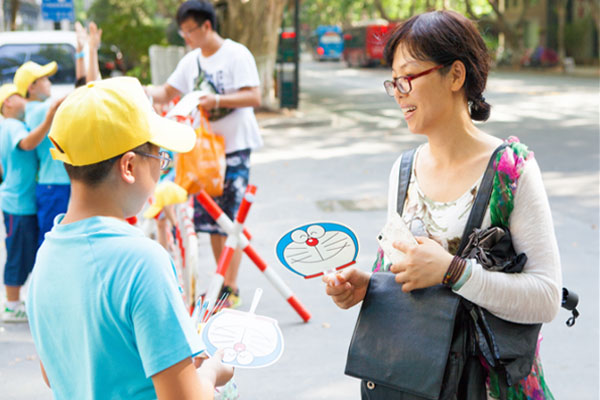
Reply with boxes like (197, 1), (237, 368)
(147, 112), (196, 154)
(143, 203), (163, 219)
(40, 61), (58, 78)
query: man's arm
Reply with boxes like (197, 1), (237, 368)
(197, 86), (261, 110)
(146, 84), (181, 105)
(19, 98), (64, 151)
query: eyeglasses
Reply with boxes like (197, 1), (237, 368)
(178, 24), (201, 38)
(383, 64), (446, 96)
(133, 150), (172, 171)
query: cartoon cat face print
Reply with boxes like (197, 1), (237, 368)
(276, 222), (359, 278)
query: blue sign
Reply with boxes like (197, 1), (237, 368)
(41, 0), (74, 22)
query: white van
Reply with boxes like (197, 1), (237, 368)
(0, 30), (77, 98)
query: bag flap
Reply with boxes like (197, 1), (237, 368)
(345, 273), (461, 399)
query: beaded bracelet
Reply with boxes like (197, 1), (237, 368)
(442, 255), (467, 287)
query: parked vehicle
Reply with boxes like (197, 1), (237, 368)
(343, 21), (396, 67)
(0, 31), (77, 98)
(98, 43), (127, 78)
(310, 25), (343, 61)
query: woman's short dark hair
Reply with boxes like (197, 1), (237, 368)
(64, 143), (153, 186)
(384, 10), (491, 121)
(176, 0), (217, 31)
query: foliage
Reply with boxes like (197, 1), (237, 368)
(88, 0), (171, 83)
(298, 0), (493, 29)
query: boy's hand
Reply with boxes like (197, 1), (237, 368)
(390, 237), (453, 292)
(88, 22), (102, 50)
(74, 21), (87, 51)
(196, 350), (234, 387)
(322, 267), (371, 309)
(48, 96), (66, 119)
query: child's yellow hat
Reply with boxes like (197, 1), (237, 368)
(0, 84), (20, 112)
(14, 61), (58, 96)
(49, 77), (195, 166)
(143, 181), (188, 219)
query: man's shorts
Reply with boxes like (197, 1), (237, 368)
(3, 212), (38, 286)
(36, 184), (70, 247)
(194, 149), (250, 236)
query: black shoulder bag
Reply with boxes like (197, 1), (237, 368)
(345, 145), (547, 400)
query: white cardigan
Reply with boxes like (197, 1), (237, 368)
(386, 152), (562, 324)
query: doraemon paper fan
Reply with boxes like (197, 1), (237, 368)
(202, 310), (284, 369)
(276, 222), (359, 279)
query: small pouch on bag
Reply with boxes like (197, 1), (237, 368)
(345, 272), (461, 399)
(460, 226), (541, 385)
(174, 111), (226, 197)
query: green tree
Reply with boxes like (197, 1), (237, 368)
(88, 0), (170, 83)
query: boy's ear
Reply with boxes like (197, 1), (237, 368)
(118, 152), (136, 184)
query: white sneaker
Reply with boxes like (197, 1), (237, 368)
(2, 301), (27, 323)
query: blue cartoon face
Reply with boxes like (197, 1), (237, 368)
(276, 222), (359, 278)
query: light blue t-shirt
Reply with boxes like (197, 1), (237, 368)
(0, 118), (37, 214)
(27, 215), (203, 400)
(25, 100), (70, 185)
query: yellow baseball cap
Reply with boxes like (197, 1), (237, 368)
(14, 61), (57, 96)
(49, 77), (195, 166)
(143, 181), (188, 219)
(0, 84), (20, 113)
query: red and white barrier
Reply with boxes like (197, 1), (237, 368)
(197, 186), (311, 322)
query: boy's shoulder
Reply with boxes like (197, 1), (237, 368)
(0, 117), (26, 132)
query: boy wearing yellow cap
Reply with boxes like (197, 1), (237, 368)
(0, 84), (62, 322)
(26, 77), (233, 398)
(14, 61), (71, 247)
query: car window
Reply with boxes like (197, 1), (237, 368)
(0, 43), (75, 85)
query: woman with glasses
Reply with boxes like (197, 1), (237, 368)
(323, 10), (561, 400)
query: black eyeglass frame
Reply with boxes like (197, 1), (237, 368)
(383, 64), (447, 96)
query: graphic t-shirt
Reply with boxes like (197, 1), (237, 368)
(167, 39), (263, 153)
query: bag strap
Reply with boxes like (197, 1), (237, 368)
(396, 148), (416, 216)
(456, 143), (508, 254)
(396, 144), (508, 254)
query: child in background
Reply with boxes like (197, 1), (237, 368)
(0, 84), (62, 322)
(26, 77), (233, 398)
(14, 61), (70, 247)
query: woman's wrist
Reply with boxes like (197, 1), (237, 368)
(442, 255), (467, 287)
(75, 49), (85, 59)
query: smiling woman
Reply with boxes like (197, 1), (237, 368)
(323, 9), (562, 400)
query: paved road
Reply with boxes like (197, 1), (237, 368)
(1, 59), (598, 399)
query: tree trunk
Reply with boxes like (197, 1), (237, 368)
(488, 0), (531, 66)
(10, 0), (20, 31)
(216, 0), (286, 110)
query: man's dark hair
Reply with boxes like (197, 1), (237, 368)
(63, 143), (153, 186)
(176, 0), (217, 30)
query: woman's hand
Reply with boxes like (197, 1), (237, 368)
(322, 268), (371, 309)
(390, 236), (453, 292)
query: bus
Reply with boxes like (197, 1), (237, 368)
(342, 21), (396, 67)
(310, 25), (343, 61)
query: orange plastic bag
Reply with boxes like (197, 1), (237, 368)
(175, 113), (226, 197)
